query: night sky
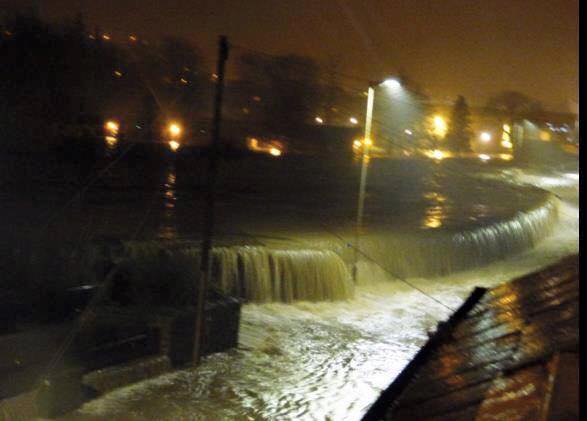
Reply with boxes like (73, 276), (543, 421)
(40, 0), (578, 112)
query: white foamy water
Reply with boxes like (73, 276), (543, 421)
(58, 167), (578, 421)
(213, 247), (354, 302)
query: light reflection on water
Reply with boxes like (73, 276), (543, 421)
(71, 281), (437, 421)
(56, 167), (578, 421)
(68, 206), (578, 421)
(158, 166), (178, 240)
(0, 157), (553, 244)
(0, 154), (576, 419)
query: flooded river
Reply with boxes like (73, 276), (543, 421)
(2, 152), (577, 420)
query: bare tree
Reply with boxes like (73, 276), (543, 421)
(446, 95), (472, 153)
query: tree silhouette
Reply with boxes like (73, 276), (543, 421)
(446, 95), (472, 153)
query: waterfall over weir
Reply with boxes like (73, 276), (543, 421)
(351, 195), (560, 278)
(121, 195), (559, 300)
(212, 247), (354, 302)
(121, 244), (354, 303)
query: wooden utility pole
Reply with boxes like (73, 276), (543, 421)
(193, 35), (229, 364)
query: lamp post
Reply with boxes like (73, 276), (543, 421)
(352, 78), (401, 282)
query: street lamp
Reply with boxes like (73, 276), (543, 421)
(168, 122), (182, 138)
(353, 77), (401, 282)
(167, 122), (183, 152)
(479, 132), (492, 143)
(382, 78), (401, 89)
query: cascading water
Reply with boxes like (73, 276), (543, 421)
(119, 194), (558, 300)
(121, 244), (355, 303)
(213, 247), (354, 302)
(51, 163), (578, 421)
(338, 193), (560, 279)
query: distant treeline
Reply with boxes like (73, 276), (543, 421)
(0, 13), (377, 151)
(1, 13), (561, 155)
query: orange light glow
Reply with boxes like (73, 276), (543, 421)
(105, 136), (118, 147)
(246, 136), (284, 157)
(432, 115), (448, 138)
(105, 120), (119, 134)
(168, 140), (180, 151)
(168, 123), (182, 138)
(480, 132), (492, 142)
(425, 149), (447, 160)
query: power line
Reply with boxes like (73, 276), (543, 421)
(318, 220), (456, 312)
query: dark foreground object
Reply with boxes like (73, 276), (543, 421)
(0, 294), (241, 418)
(363, 254), (578, 421)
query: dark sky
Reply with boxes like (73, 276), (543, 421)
(41, 0), (578, 112)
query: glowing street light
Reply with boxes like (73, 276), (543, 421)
(429, 149), (446, 160)
(168, 122), (182, 138)
(349, 117), (359, 125)
(382, 78), (401, 89)
(480, 132), (492, 142)
(104, 120), (119, 135)
(315, 116), (324, 124)
(432, 115), (447, 138)
(269, 147), (282, 157)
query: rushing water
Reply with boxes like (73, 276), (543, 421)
(212, 247), (354, 302)
(62, 195), (577, 421)
(48, 160), (578, 420)
(2, 152), (576, 420)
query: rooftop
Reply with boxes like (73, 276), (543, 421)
(363, 254), (579, 420)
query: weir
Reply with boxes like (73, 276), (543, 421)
(342, 194), (560, 279)
(117, 194), (559, 301)
(212, 247), (355, 302)
(123, 244), (355, 303)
